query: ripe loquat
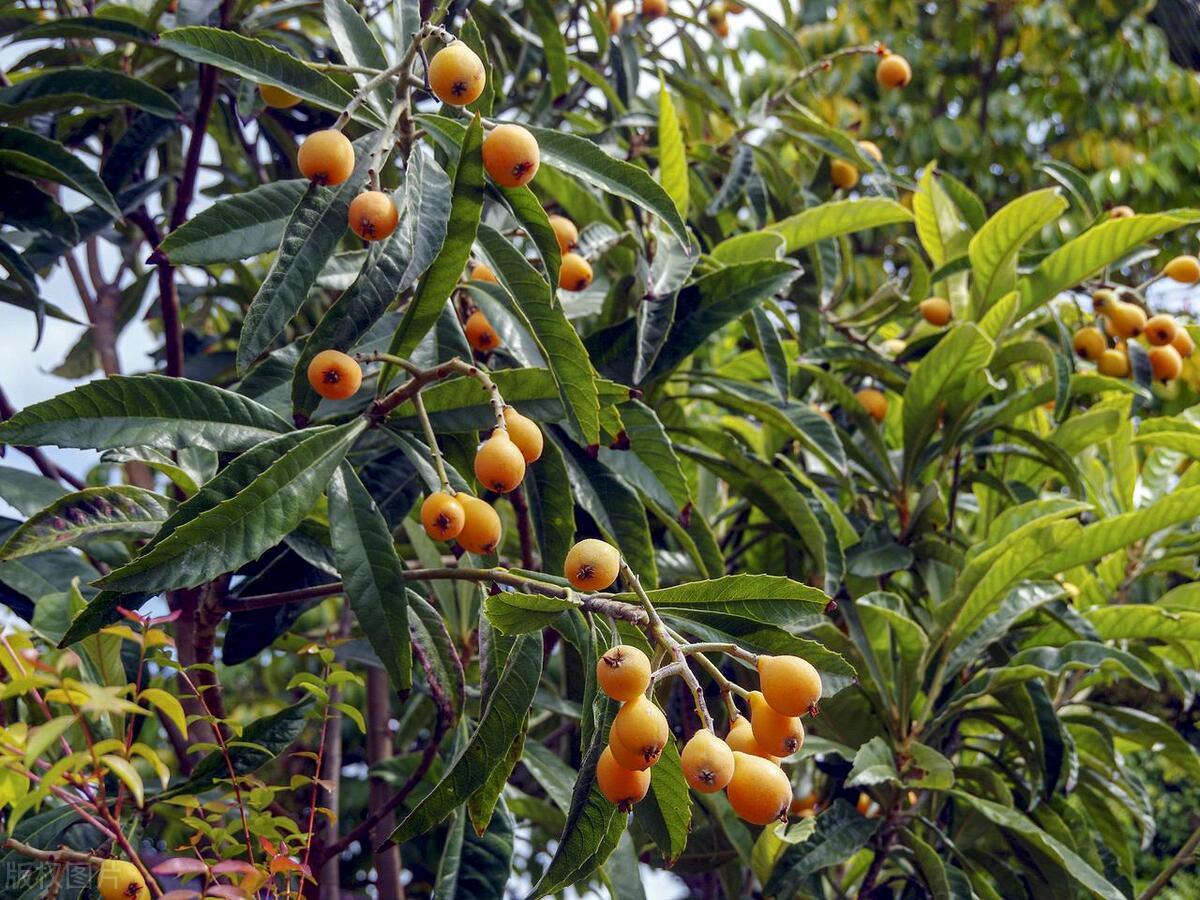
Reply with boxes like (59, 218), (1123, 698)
(559, 252), (594, 291)
(919, 296), (952, 326)
(1149, 344), (1183, 382)
(830, 158), (859, 190)
(297, 129), (355, 186)
(876, 53), (912, 89)
(474, 430), (526, 493)
(428, 41), (486, 107)
(1097, 348), (1130, 378)
(790, 792), (818, 817)
(1174, 328), (1196, 358)
(97, 859), (149, 900)
(1091, 288), (1118, 315)
(642, 0), (667, 19)
(757, 655), (822, 717)
(725, 0), (744, 10)
(609, 7), (623, 32)
(1164, 254), (1200, 284)
(596, 746), (651, 810)
(503, 407), (543, 463)
(1071, 326), (1106, 361)
(726, 751), (792, 825)
(421, 492), (466, 541)
(307, 349), (362, 400)
(470, 262), (498, 283)
(348, 190), (399, 241)
(713, 17), (730, 37)
(613, 694), (669, 766)
(857, 140), (884, 164)
(1107, 302), (1147, 340)
(456, 494), (502, 554)
(482, 123), (540, 189)
(855, 388), (887, 423)
(260, 83), (301, 109)
(597, 644), (651, 701)
(1109, 205), (1135, 219)
(681, 729), (735, 793)
(749, 690), (805, 757)
(548, 214), (579, 254)
(608, 721), (653, 769)
(1146, 314), (1179, 346)
(565, 538), (621, 591)
(464, 310), (501, 353)
(725, 716), (780, 763)
(706, 2), (726, 23)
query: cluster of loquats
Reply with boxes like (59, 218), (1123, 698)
(1072, 265), (1196, 383)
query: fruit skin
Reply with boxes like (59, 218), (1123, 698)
(297, 129), (355, 186)
(713, 17), (730, 37)
(857, 140), (884, 163)
(482, 123), (540, 189)
(1109, 205), (1135, 219)
(1145, 314), (1179, 346)
(1098, 348), (1130, 378)
(705, 1), (726, 23)
(464, 310), (501, 352)
(470, 262), (498, 283)
(608, 7), (623, 32)
(876, 53), (912, 89)
(919, 297), (952, 326)
(757, 655), (822, 717)
(348, 190), (399, 241)
(97, 859), (149, 900)
(597, 644), (651, 701)
(307, 349), (362, 400)
(829, 158), (859, 190)
(1091, 288), (1118, 315)
(725, 716), (780, 763)
(749, 690), (805, 756)
(456, 494), (502, 554)
(855, 388), (887, 423)
(565, 538), (621, 591)
(428, 41), (486, 107)
(596, 746), (651, 810)
(1107, 302), (1147, 339)
(681, 729), (735, 793)
(613, 694), (669, 766)
(548, 214), (579, 254)
(726, 751), (792, 825)
(474, 431), (526, 493)
(503, 407), (543, 463)
(1072, 326), (1106, 361)
(559, 252), (594, 291)
(1149, 344), (1183, 382)
(260, 83), (301, 108)
(642, 0), (667, 18)
(1174, 328), (1196, 358)
(609, 721), (653, 769)
(421, 492), (466, 541)
(1164, 254), (1200, 284)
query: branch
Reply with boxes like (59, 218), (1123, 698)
(1140, 822), (1200, 900)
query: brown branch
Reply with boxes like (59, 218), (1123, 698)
(509, 485), (537, 570)
(0, 386), (86, 490)
(366, 668), (403, 900)
(1, 838), (106, 868)
(1141, 822), (1200, 900)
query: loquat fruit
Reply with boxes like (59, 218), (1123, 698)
(1091, 288), (1118, 315)
(260, 83), (301, 109)
(642, 0), (667, 18)
(918, 296), (952, 326)
(482, 123), (540, 189)
(790, 791), (818, 817)
(829, 158), (859, 191)
(596, 746), (651, 810)
(1109, 205), (1135, 219)
(1163, 254), (1200, 284)
(548, 214), (579, 254)
(559, 252), (594, 291)
(855, 388), (887, 423)
(1145, 314), (1178, 347)
(597, 644), (651, 701)
(876, 53), (912, 89)
(464, 310), (502, 353)
(725, 716), (780, 763)
(456, 494), (502, 554)
(1071, 326), (1106, 361)
(1149, 344), (1183, 382)
(474, 430), (526, 493)
(681, 729), (735, 793)
(565, 538), (621, 591)
(428, 41), (486, 107)
(613, 694), (669, 767)
(705, 2), (726, 23)
(881, 338), (906, 356)
(608, 721), (652, 769)
(421, 491), (466, 541)
(97, 859), (149, 900)
(297, 129), (355, 186)
(1107, 302), (1147, 339)
(307, 349), (362, 400)
(609, 7), (623, 32)
(503, 406), (543, 463)
(756, 655), (822, 717)
(857, 792), (878, 817)
(713, 17), (730, 37)
(1174, 328), (1196, 358)
(1097, 348), (1130, 378)
(348, 190), (399, 241)
(470, 262), (498, 283)
(749, 690), (805, 757)
(725, 0), (744, 10)
(857, 140), (884, 164)
(726, 751), (792, 825)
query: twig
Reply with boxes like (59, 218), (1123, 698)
(1141, 822), (1200, 900)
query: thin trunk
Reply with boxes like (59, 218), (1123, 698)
(367, 668), (404, 900)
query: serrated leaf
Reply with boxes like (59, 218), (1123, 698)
(408, 590), (466, 721)
(0, 486), (174, 559)
(0, 127), (120, 218)
(15, 16), (156, 44)
(612, 574), (827, 626)
(768, 198), (912, 254)
(969, 188), (1066, 309)
(527, 0), (568, 97)
(159, 179), (307, 265)
(0, 69), (179, 119)
(764, 800), (877, 897)
(323, 0), (390, 116)
(846, 736), (898, 787)
(483, 592), (576, 634)
(0, 467), (67, 516)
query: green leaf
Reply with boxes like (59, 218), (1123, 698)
(483, 592), (576, 634)
(95, 422), (364, 594)
(381, 116), (485, 388)
(158, 179), (308, 265)
(632, 736), (692, 864)
(969, 188), (1067, 309)
(846, 736), (899, 787)
(323, 0), (390, 116)
(14, 16), (155, 44)
(657, 79), (688, 219)
(0, 375), (291, 452)
(0, 127), (120, 218)
(527, 0), (568, 97)
(408, 590), (466, 721)
(0, 69), (180, 119)
(523, 434), (575, 575)
(237, 139), (374, 371)
(160, 27), (382, 125)
(0, 487), (174, 560)
(767, 198), (912, 254)
(0, 467), (67, 517)
(599, 400), (690, 513)
(613, 574), (828, 627)
(633, 227), (696, 383)
(101, 754), (144, 807)
(390, 632), (542, 842)
(329, 465), (411, 693)
(436, 801), (516, 900)
(764, 800), (877, 897)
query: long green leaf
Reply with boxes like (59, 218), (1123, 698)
(0, 487), (174, 560)
(968, 188), (1066, 309)
(0, 69), (179, 119)
(0, 127), (120, 218)
(159, 179), (307, 265)
(768, 198), (912, 254)
(657, 79), (688, 219)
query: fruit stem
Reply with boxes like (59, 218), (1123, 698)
(769, 43), (884, 108)
(359, 353), (506, 429)
(333, 22), (442, 132)
(411, 391), (452, 492)
(366, 88), (408, 191)
(676, 641), (758, 664)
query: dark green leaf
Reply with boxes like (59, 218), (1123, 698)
(0, 69), (180, 119)
(0, 486), (174, 559)
(159, 179), (307, 265)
